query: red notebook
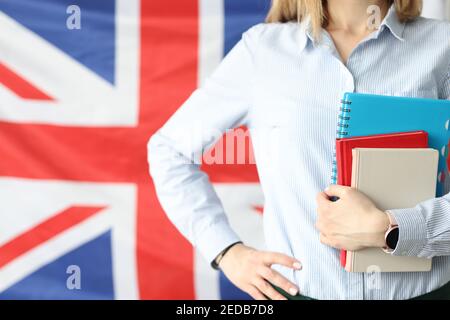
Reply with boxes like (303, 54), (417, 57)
(336, 131), (428, 267)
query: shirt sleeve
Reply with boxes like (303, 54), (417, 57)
(387, 192), (450, 258)
(147, 25), (261, 264)
(388, 68), (450, 258)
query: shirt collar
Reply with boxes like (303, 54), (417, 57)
(380, 4), (406, 41)
(298, 4), (405, 51)
(297, 16), (314, 51)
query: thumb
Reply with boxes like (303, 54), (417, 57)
(324, 184), (352, 198)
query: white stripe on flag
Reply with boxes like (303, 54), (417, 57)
(198, 0), (224, 87)
(194, 0), (224, 300)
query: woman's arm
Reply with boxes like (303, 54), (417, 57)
(148, 28), (258, 264)
(389, 68), (450, 258)
(387, 192), (450, 258)
(316, 186), (450, 259)
(317, 69), (450, 258)
(148, 25), (301, 300)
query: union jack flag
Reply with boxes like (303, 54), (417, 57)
(0, 0), (268, 299)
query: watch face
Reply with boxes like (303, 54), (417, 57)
(386, 227), (399, 250)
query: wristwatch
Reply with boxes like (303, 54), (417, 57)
(211, 241), (243, 270)
(383, 211), (399, 253)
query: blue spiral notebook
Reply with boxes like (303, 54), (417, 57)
(332, 92), (450, 197)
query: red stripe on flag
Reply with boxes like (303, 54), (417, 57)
(0, 206), (105, 269)
(137, 0), (199, 299)
(0, 63), (53, 101)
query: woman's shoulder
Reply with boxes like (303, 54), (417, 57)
(244, 22), (301, 35)
(404, 17), (450, 43)
(242, 22), (307, 49)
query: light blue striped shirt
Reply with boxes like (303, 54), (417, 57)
(148, 6), (450, 299)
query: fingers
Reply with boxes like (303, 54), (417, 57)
(262, 252), (302, 270)
(246, 286), (268, 300)
(257, 266), (299, 297)
(316, 192), (332, 233)
(219, 244), (301, 301)
(254, 278), (287, 301)
(316, 191), (330, 202)
(316, 191), (332, 208)
(319, 233), (341, 249)
(319, 233), (328, 245)
(252, 251), (301, 300)
(323, 184), (352, 198)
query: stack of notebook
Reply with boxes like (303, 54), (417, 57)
(332, 93), (450, 273)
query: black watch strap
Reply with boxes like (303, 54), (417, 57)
(386, 227), (399, 250)
(211, 241), (243, 270)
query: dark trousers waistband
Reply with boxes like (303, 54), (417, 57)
(272, 281), (450, 300)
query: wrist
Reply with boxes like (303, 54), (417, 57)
(382, 211), (399, 252)
(219, 243), (245, 265)
(368, 209), (390, 248)
(212, 241), (243, 270)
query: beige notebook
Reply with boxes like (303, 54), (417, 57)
(346, 148), (438, 272)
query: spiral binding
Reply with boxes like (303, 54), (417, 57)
(330, 98), (352, 185)
(336, 99), (352, 139)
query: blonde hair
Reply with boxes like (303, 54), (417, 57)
(266, 0), (423, 37)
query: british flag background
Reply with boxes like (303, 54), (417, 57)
(0, 0), (448, 300)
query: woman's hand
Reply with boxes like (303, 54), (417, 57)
(218, 243), (302, 300)
(315, 185), (390, 251)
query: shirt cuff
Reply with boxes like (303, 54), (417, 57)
(386, 207), (427, 257)
(195, 221), (242, 265)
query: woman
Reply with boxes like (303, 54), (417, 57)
(148, 0), (450, 300)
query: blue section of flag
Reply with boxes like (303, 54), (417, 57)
(224, 0), (269, 55)
(219, 0), (269, 300)
(0, 0), (116, 84)
(0, 231), (114, 300)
